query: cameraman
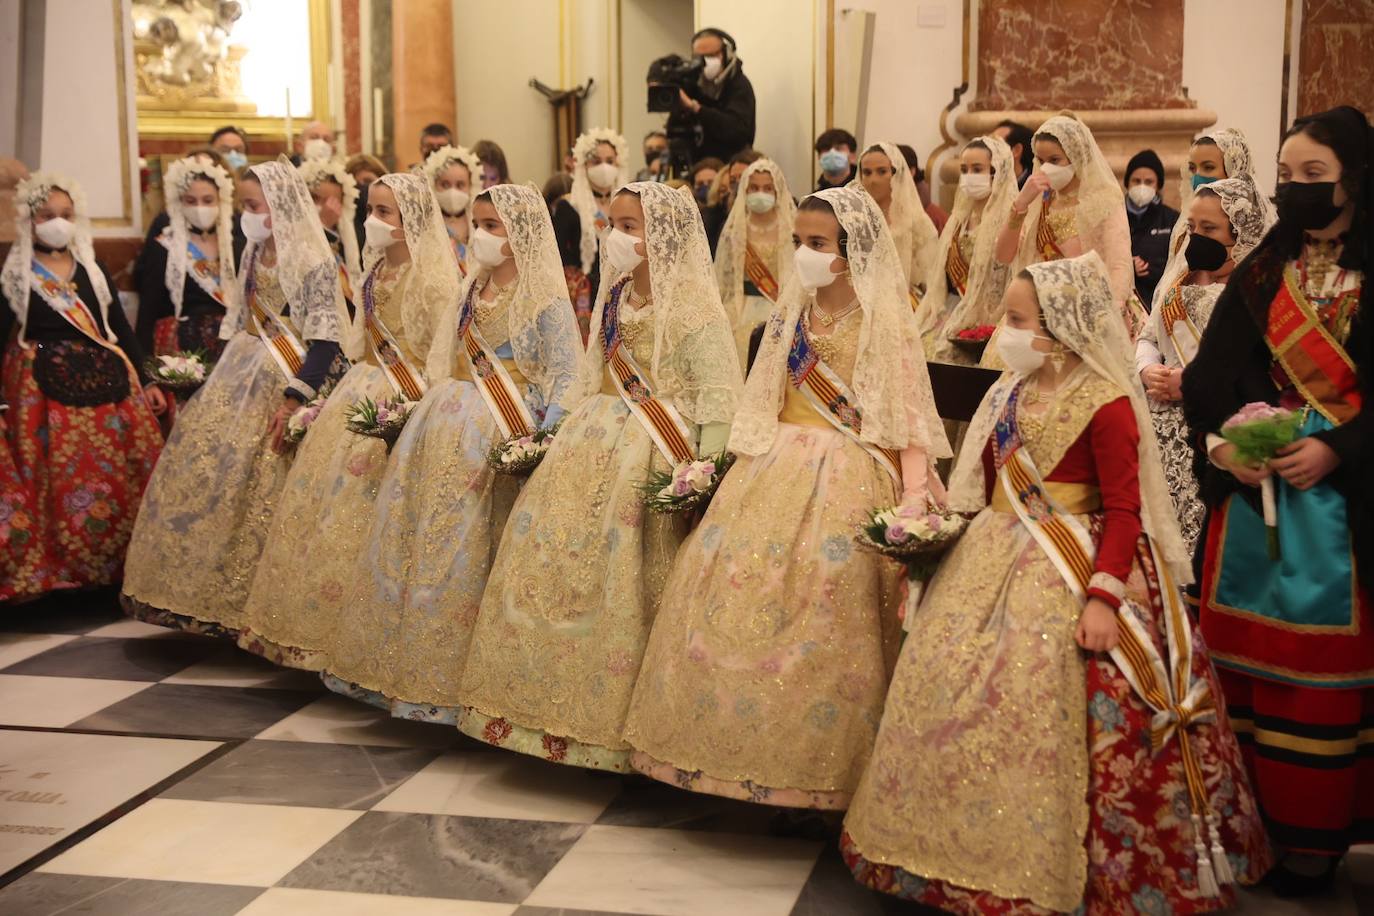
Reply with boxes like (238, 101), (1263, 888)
(667, 28), (757, 164)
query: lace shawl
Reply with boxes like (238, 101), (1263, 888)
(713, 158), (798, 327)
(297, 157), (362, 285)
(569, 128), (630, 274)
(162, 157), (238, 320)
(731, 186), (950, 457)
(851, 141), (939, 290)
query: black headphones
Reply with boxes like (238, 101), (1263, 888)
(692, 27), (736, 62)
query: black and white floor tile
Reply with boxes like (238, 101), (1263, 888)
(0, 592), (1370, 915)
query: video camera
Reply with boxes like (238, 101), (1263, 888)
(646, 54), (703, 113)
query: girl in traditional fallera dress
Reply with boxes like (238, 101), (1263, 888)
(456, 181), (742, 770)
(424, 144), (485, 274)
(854, 141), (939, 305)
(712, 157), (796, 368)
(842, 251), (1270, 915)
(1135, 179), (1268, 554)
(238, 172), (453, 669)
(993, 112), (1138, 342)
(122, 159), (349, 635)
(914, 135), (1017, 364)
(1184, 106), (1374, 897)
(135, 156), (240, 360)
(322, 183), (583, 722)
(1162, 127), (1273, 273)
(624, 186), (949, 809)
(551, 128), (630, 343)
(0, 173), (164, 602)
(298, 157), (362, 296)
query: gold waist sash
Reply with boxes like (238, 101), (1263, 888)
(453, 352), (529, 388)
(990, 480), (1101, 515)
(777, 381), (837, 431)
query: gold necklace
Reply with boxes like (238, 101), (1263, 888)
(628, 286), (653, 308)
(813, 296), (860, 327)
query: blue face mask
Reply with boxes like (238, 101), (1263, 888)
(223, 150), (248, 171)
(1191, 173), (1219, 191)
(819, 150), (849, 175)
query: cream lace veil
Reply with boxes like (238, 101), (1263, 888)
(221, 157), (344, 344)
(946, 251), (1191, 583)
(713, 158), (798, 327)
(851, 140), (939, 288)
(569, 128), (630, 274)
(916, 135), (1017, 341)
(3, 172), (115, 343)
(573, 180), (740, 423)
(425, 182), (582, 409)
(297, 157), (362, 285)
(163, 156), (238, 320)
(731, 186), (950, 458)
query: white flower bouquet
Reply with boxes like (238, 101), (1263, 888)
(486, 422), (561, 476)
(144, 351), (210, 397)
(343, 395), (414, 451)
(855, 504), (969, 624)
(639, 451), (736, 515)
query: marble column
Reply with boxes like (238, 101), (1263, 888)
(1298, 0), (1374, 119)
(391, 0), (456, 172)
(341, 0), (364, 155)
(948, 0), (1214, 208)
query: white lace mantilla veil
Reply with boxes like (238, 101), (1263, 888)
(713, 157), (798, 326)
(1154, 127), (1276, 312)
(297, 157), (362, 284)
(731, 186), (951, 458)
(423, 144), (487, 270)
(572, 180), (740, 423)
(1011, 112), (1133, 303)
(162, 156), (238, 320)
(946, 251), (1192, 584)
(350, 171), (462, 364)
(915, 134), (1017, 340)
(2, 172), (114, 343)
(851, 140), (939, 289)
(425, 182), (581, 409)
(569, 127), (630, 274)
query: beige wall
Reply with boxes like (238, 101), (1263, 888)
(619, 0), (692, 170)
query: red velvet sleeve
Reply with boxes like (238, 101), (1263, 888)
(1085, 397), (1142, 605)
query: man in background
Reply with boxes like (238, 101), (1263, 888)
(1124, 148), (1179, 309)
(993, 119), (1034, 187)
(814, 128), (857, 191)
(666, 27), (756, 164)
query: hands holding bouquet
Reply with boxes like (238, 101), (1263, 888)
(282, 396), (326, 449)
(854, 500), (968, 628)
(640, 452), (736, 514)
(1213, 402), (1316, 559)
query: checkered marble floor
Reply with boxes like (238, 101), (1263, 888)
(1, 592), (1370, 916)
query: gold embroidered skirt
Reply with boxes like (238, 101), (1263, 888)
(122, 332), (291, 633)
(237, 364), (392, 670)
(623, 423), (903, 808)
(456, 392), (686, 771)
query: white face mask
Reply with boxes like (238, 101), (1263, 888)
(995, 326), (1051, 375)
(470, 226), (510, 268)
(959, 173), (992, 201)
(1040, 162), (1075, 191)
(793, 244), (841, 292)
(587, 162), (619, 190)
(1127, 184), (1157, 207)
(186, 204), (219, 231)
(745, 192), (776, 214)
(604, 228), (645, 274)
(436, 188), (470, 216)
(364, 214), (402, 250)
(702, 55), (724, 80)
(303, 138), (333, 161)
(34, 217), (75, 250)
(240, 211), (272, 243)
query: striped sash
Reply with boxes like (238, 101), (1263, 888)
(945, 224), (970, 298)
(993, 384), (1231, 895)
(1035, 196), (1066, 262)
(29, 260), (141, 386)
(456, 280), (535, 439)
(1158, 277), (1202, 366)
(743, 243), (780, 302)
(242, 247), (307, 380)
(361, 262), (426, 402)
(787, 316), (902, 484)
(602, 277), (696, 464)
(159, 235), (227, 314)
(1265, 264), (1363, 426)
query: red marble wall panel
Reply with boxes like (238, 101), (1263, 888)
(342, 0), (363, 154)
(973, 0), (1192, 112)
(1299, 0), (1374, 119)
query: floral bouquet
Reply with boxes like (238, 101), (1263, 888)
(283, 395), (327, 448)
(855, 504), (968, 625)
(949, 324), (996, 359)
(639, 451), (736, 515)
(144, 351), (210, 398)
(1221, 402), (1306, 559)
(486, 422), (561, 476)
(343, 395), (415, 452)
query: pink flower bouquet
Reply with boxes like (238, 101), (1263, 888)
(486, 422), (561, 476)
(1221, 402), (1305, 559)
(639, 451), (736, 514)
(283, 395), (326, 448)
(343, 395), (415, 451)
(855, 504), (968, 622)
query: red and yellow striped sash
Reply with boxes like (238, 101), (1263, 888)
(743, 243), (780, 302)
(461, 322), (534, 439)
(1265, 264), (1362, 426)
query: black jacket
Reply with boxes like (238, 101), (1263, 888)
(667, 62), (756, 164)
(815, 165), (855, 193)
(1127, 199), (1179, 309)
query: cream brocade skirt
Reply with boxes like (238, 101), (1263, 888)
(624, 423), (903, 809)
(456, 392), (687, 771)
(323, 378), (522, 721)
(122, 332), (291, 631)
(842, 506), (1091, 911)
(237, 364), (392, 670)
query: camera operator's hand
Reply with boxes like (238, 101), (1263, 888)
(678, 90), (702, 114)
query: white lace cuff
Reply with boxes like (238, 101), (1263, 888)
(1088, 572), (1126, 602)
(1206, 433), (1227, 467)
(286, 378), (317, 402)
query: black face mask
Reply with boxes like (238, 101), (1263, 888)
(1184, 233), (1230, 272)
(1275, 180), (1344, 230)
